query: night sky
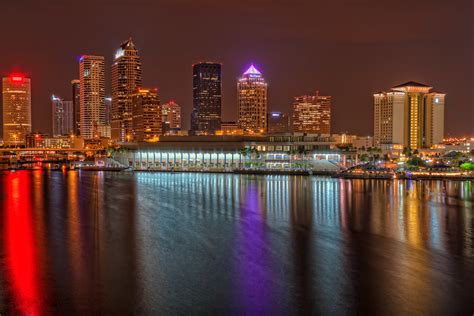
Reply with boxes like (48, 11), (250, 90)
(0, 0), (472, 136)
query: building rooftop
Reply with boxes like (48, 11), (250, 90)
(120, 38), (136, 50)
(392, 81), (432, 89)
(243, 64), (262, 76)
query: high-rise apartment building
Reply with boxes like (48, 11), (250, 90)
(52, 95), (74, 136)
(2, 75), (32, 146)
(191, 62), (222, 135)
(162, 100), (182, 134)
(71, 79), (80, 135)
(237, 65), (268, 134)
(112, 38), (142, 141)
(267, 111), (290, 134)
(292, 91), (331, 134)
(79, 55), (105, 139)
(132, 88), (161, 142)
(374, 82), (445, 149)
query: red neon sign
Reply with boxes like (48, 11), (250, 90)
(11, 76), (24, 82)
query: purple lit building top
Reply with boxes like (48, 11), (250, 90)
(243, 64), (262, 77)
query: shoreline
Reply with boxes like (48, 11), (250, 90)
(1, 168), (473, 181)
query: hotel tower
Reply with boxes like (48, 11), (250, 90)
(374, 81), (445, 150)
(2, 75), (31, 145)
(237, 65), (268, 134)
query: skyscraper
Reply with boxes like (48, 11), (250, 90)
(374, 82), (445, 149)
(51, 95), (74, 136)
(162, 100), (182, 134)
(267, 111), (290, 134)
(79, 55), (105, 139)
(237, 65), (268, 134)
(71, 79), (80, 135)
(292, 91), (331, 134)
(112, 38), (142, 141)
(132, 88), (161, 142)
(191, 62), (222, 135)
(2, 75), (32, 146)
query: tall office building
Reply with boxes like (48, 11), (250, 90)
(132, 88), (161, 142)
(191, 62), (222, 135)
(237, 65), (268, 134)
(51, 95), (74, 136)
(71, 79), (80, 135)
(112, 38), (142, 141)
(267, 111), (290, 134)
(79, 55), (105, 139)
(162, 100), (182, 134)
(2, 75), (32, 145)
(374, 81), (445, 149)
(292, 91), (331, 134)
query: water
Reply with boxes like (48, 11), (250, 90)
(0, 170), (472, 315)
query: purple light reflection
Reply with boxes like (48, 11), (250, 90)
(233, 184), (276, 313)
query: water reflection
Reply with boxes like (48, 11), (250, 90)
(0, 171), (472, 314)
(233, 184), (274, 313)
(3, 171), (45, 315)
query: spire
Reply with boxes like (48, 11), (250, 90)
(243, 64), (262, 76)
(120, 37), (136, 50)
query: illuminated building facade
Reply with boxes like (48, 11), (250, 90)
(292, 91), (331, 134)
(217, 121), (243, 135)
(71, 79), (80, 135)
(237, 65), (268, 134)
(113, 135), (351, 172)
(132, 88), (161, 142)
(191, 62), (222, 135)
(112, 38), (142, 141)
(424, 92), (445, 148)
(374, 82), (445, 149)
(26, 132), (84, 149)
(52, 95), (74, 136)
(267, 111), (290, 134)
(2, 75), (31, 146)
(105, 97), (112, 125)
(79, 55), (105, 139)
(162, 100), (181, 134)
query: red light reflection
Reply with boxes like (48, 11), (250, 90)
(4, 171), (43, 315)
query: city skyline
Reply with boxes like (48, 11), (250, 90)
(0, 1), (472, 314)
(0, 0), (471, 137)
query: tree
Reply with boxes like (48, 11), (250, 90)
(239, 147), (251, 158)
(402, 147), (412, 157)
(460, 161), (474, 171)
(407, 156), (425, 167)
